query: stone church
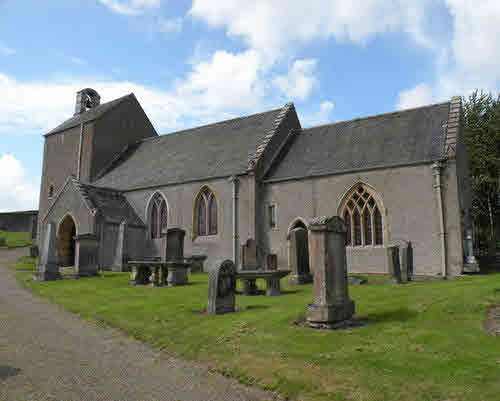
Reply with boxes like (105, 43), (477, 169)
(37, 88), (473, 278)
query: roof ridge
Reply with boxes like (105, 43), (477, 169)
(45, 93), (135, 136)
(302, 100), (451, 132)
(137, 106), (284, 144)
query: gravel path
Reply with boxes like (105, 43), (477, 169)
(0, 248), (279, 401)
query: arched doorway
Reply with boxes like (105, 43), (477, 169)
(287, 218), (312, 284)
(58, 215), (76, 267)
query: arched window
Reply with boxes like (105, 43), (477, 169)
(148, 192), (168, 239)
(340, 184), (384, 247)
(195, 186), (217, 236)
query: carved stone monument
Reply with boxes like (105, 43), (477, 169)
(306, 216), (355, 327)
(165, 228), (189, 286)
(463, 227), (480, 273)
(208, 260), (236, 314)
(391, 240), (413, 283)
(288, 227), (312, 284)
(33, 223), (61, 281)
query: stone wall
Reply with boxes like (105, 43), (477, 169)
(261, 163), (449, 276)
(0, 211), (38, 237)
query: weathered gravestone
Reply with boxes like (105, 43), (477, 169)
(29, 245), (39, 258)
(288, 227), (312, 284)
(387, 245), (402, 284)
(306, 216), (355, 327)
(208, 260), (236, 314)
(391, 240), (413, 283)
(33, 222), (61, 281)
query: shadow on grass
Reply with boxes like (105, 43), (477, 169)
(191, 304), (270, 315)
(0, 365), (21, 381)
(363, 307), (418, 323)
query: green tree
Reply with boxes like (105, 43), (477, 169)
(463, 90), (500, 246)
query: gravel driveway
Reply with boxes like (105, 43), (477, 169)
(0, 248), (279, 401)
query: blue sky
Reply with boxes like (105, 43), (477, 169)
(0, 0), (499, 211)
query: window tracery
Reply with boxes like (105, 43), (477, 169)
(195, 186), (217, 236)
(149, 192), (168, 239)
(341, 184), (384, 246)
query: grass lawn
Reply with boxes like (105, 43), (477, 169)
(0, 231), (34, 248)
(10, 256), (37, 271)
(15, 259), (500, 401)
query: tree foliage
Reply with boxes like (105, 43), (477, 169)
(463, 90), (500, 244)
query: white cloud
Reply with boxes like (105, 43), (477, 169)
(0, 41), (15, 56)
(0, 154), (39, 212)
(396, 1), (500, 108)
(301, 100), (335, 127)
(396, 83), (434, 110)
(0, 49), (273, 136)
(98, 0), (160, 16)
(190, 0), (437, 60)
(70, 56), (87, 66)
(157, 17), (183, 33)
(273, 59), (318, 100)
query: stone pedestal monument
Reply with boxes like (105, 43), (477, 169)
(306, 216), (355, 327)
(208, 260), (236, 314)
(33, 223), (61, 281)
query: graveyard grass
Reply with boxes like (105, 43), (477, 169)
(15, 260), (500, 401)
(0, 231), (34, 248)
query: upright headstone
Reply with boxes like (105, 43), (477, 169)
(241, 238), (258, 270)
(113, 220), (129, 272)
(166, 228), (185, 261)
(464, 228), (480, 272)
(74, 234), (99, 277)
(267, 253), (277, 270)
(29, 245), (39, 258)
(306, 216), (355, 327)
(391, 240), (412, 283)
(288, 227), (312, 284)
(387, 245), (402, 283)
(0, 237), (5, 247)
(33, 222), (61, 281)
(207, 260), (236, 314)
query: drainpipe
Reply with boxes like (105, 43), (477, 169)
(229, 176), (240, 266)
(432, 161), (447, 278)
(76, 121), (84, 181)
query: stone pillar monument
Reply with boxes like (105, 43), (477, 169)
(464, 227), (480, 272)
(207, 260), (236, 314)
(74, 234), (99, 277)
(113, 220), (129, 272)
(306, 216), (355, 327)
(33, 222), (61, 281)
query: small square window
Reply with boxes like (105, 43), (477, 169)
(268, 204), (277, 229)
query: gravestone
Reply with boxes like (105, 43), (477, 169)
(288, 227), (312, 284)
(306, 216), (355, 327)
(241, 238), (258, 270)
(166, 228), (185, 261)
(74, 234), (99, 277)
(33, 222), (61, 281)
(0, 237), (5, 247)
(391, 240), (412, 283)
(387, 245), (402, 283)
(267, 253), (277, 270)
(463, 228), (480, 273)
(207, 260), (236, 314)
(113, 220), (129, 272)
(29, 245), (39, 258)
(165, 228), (189, 286)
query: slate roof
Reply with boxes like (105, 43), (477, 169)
(45, 93), (134, 136)
(94, 107), (284, 190)
(74, 180), (144, 226)
(265, 102), (451, 181)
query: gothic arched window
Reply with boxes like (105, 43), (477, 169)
(195, 186), (217, 236)
(340, 184), (384, 247)
(148, 192), (168, 239)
